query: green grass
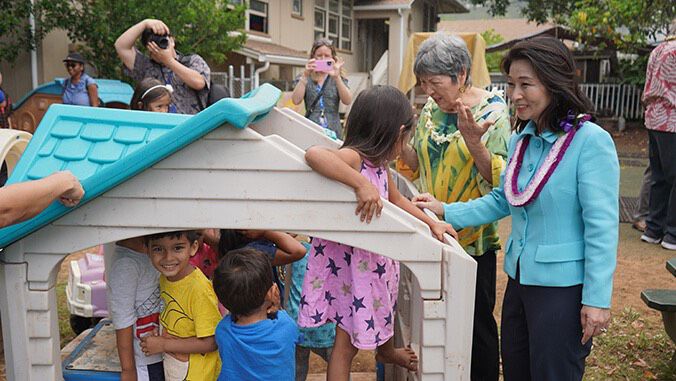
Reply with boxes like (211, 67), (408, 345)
(584, 308), (675, 380)
(56, 282), (77, 347)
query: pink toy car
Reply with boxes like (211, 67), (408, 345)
(66, 246), (108, 334)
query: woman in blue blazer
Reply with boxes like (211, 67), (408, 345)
(414, 37), (619, 380)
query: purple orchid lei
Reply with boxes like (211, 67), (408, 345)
(504, 112), (592, 207)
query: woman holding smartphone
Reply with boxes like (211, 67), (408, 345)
(292, 38), (352, 139)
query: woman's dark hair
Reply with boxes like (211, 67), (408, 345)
(130, 78), (171, 111)
(501, 37), (594, 133)
(342, 85), (414, 166)
(212, 247), (273, 317)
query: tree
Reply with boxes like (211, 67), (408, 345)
(0, 0), (64, 64)
(54, 0), (247, 79)
(469, 0), (675, 82)
(1, 1), (247, 79)
(480, 29), (505, 73)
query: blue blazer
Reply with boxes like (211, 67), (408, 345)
(444, 120), (619, 308)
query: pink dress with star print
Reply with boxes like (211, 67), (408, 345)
(298, 159), (400, 350)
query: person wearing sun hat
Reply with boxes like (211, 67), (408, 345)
(62, 52), (99, 107)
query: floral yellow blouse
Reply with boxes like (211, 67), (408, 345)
(413, 90), (511, 256)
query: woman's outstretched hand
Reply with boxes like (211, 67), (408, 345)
(412, 193), (445, 218)
(456, 98), (494, 146)
(355, 182), (383, 223)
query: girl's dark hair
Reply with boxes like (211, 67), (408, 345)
(501, 37), (594, 133)
(342, 85), (414, 166)
(217, 229), (249, 259)
(130, 78), (171, 111)
(212, 247), (273, 317)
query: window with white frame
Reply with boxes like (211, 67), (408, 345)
(293, 0), (303, 16)
(247, 0), (269, 34)
(314, 0), (352, 51)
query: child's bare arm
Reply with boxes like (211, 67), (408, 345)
(305, 146), (383, 222)
(386, 169), (457, 241)
(115, 326), (137, 381)
(305, 146), (363, 184)
(262, 231), (307, 265)
(141, 334), (217, 356)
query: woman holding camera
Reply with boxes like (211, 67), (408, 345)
(291, 38), (352, 139)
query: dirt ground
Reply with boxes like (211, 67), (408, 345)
(0, 124), (671, 380)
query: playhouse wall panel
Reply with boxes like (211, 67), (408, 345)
(421, 346), (445, 373)
(155, 139), (308, 171)
(106, 169), (357, 202)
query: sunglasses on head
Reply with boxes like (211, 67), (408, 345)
(65, 62), (79, 68)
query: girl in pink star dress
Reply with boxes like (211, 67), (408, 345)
(298, 86), (457, 380)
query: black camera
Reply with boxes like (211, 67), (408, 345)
(141, 29), (170, 49)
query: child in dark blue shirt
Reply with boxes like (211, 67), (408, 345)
(213, 247), (299, 380)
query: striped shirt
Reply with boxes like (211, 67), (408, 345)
(413, 90), (511, 255)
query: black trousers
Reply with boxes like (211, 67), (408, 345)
(501, 277), (592, 381)
(646, 130), (676, 244)
(470, 250), (499, 381)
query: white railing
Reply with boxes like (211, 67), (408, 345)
(490, 82), (645, 119)
(212, 65), (255, 98)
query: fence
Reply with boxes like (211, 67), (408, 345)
(211, 66), (254, 98)
(581, 83), (644, 119)
(212, 66), (299, 97)
(491, 83), (644, 119)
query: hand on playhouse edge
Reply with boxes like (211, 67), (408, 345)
(430, 220), (457, 241)
(355, 181), (383, 223)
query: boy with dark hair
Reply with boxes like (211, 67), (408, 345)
(213, 247), (299, 380)
(140, 230), (221, 381)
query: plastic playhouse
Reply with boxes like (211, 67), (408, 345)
(11, 78), (134, 134)
(0, 83), (477, 380)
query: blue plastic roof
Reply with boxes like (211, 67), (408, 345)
(0, 83), (281, 248)
(13, 78), (135, 108)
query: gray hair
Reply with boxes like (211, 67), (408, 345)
(414, 33), (472, 86)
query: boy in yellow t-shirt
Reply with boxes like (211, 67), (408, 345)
(140, 230), (221, 381)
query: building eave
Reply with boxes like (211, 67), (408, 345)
(235, 47), (307, 67)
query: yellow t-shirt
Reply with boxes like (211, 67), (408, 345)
(160, 268), (222, 381)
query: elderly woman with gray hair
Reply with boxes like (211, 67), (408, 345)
(399, 33), (510, 381)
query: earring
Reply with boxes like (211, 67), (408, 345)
(459, 85), (466, 94)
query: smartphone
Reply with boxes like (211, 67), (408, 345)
(314, 59), (334, 72)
